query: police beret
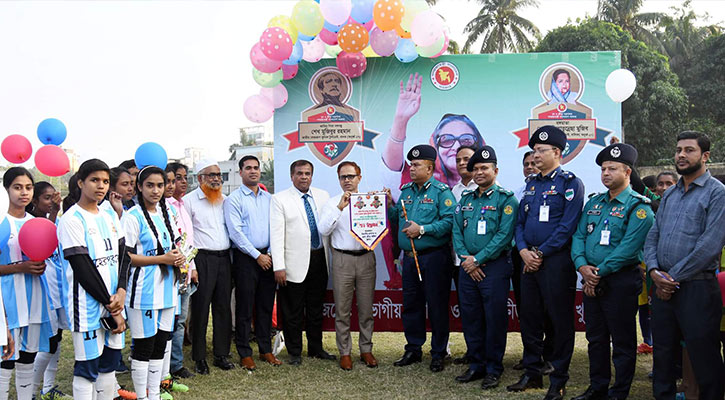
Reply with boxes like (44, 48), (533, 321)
(407, 144), (437, 162)
(529, 125), (567, 151)
(596, 143), (637, 167)
(467, 145), (497, 171)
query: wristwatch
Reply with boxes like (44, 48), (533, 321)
(419, 225), (425, 235)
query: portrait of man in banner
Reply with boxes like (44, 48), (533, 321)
(303, 69), (360, 122)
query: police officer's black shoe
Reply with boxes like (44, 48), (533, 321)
(429, 358), (444, 372)
(393, 351), (421, 367)
(541, 361), (555, 375)
(453, 355), (471, 365)
(506, 374), (543, 392)
(513, 359), (525, 370)
(480, 374), (500, 390)
(455, 368), (485, 383)
(571, 386), (607, 400)
(543, 385), (566, 400)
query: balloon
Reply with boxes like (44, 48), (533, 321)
(320, 0), (352, 25)
(394, 38), (418, 62)
(135, 142), (168, 169)
(605, 69), (637, 103)
(336, 51), (367, 78)
(34, 145), (70, 177)
(400, 0), (428, 32)
(298, 33), (315, 41)
(349, 16), (375, 31)
(301, 36), (326, 62)
(319, 27), (339, 45)
(291, 0), (325, 37)
(432, 30), (449, 58)
(324, 20), (344, 33)
(373, 0), (404, 32)
(282, 63), (299, 80)
(1, 135), (32, 164)
(250, 43), (283, 73)
(283, 40), (304, 65)
(351, 0), (375, 23)
(338, 23), (369, 53)
(410, 9), (444, 47)
(362, 45), (378, 57)
(243, 94), (274, 123)
(18, 218), (58, 261)
(416, 33), (445, 57)
(260, 84), (289, 109)
(37, 118), (67, 145)
(326, 44), (343, 57)
(259, 27), (294, 61)
(370, 26), (399, 56)
(0, 219), (9, 250)
(268, 15), (299, 44)
(253, 68), (284, 88)
(395, 23), (412, 39)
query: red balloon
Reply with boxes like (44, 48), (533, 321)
(1, 134), (32, 164)
(336, 51), (367, 78)
(18, 218), (58, 261)
(35, 145), (70, 177)
(282, 63), (299, 80)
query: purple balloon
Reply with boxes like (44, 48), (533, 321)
(370, 27), (399, 57)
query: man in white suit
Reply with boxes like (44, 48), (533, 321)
(270, 160), (335, 365)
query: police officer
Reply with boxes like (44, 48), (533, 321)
(385, 144), (456, 373)
(570, 143), (654, 400)
(452, 146), (518, 390)
(506, 126), (584, 400)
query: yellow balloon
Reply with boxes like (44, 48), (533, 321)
(291, 0), (325, 37)
(400, 0), (428, 32)
(362, 45), (378, 58)
(268, 15), (299, 44)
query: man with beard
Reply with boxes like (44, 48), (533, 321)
(644, 131), (725, 400)
(183, 159), (234, 374)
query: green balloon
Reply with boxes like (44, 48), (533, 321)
(253, 68), (283, 88)
(326, 44), (342, 58)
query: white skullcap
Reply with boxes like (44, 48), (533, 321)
(194, 158), (219, 174)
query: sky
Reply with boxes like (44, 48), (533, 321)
(0, 0), (722, 167)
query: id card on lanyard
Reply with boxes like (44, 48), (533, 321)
(539, 194), (549, 222)
(600, 219), (610, 246)
(477, 208), (486, 235)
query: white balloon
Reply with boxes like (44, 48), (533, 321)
(605, 69), (637, 103)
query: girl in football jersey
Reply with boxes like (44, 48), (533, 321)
(0, 168), (55, 400)
(57, 159), (130, 400)
(121, 167), (184, 400)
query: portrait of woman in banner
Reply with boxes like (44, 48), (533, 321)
(544, 66), (583, 105)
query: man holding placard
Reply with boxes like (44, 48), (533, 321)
(318, 161), (378, 371)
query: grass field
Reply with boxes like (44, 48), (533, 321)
(38, 329), (655, 399)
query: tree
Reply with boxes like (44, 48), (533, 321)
(463, 0), (541, 54)
(536, 19), (689, 165)
(597, 0), (665, 52)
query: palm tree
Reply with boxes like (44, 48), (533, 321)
(462, 0), (541, 54)
(597, 0), (665, 51)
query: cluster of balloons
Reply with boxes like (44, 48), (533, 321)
(0, 118), (71, 177)
(244, 0), (449, 123)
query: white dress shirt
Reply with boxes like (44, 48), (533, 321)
(182, 188), (230, 251)
(452, 179), (478, 201)
(318, 193), (364, 251)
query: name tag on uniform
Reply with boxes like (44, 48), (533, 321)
(587, 210), (601, 215)
(539, 205), (550, 222)
(461, 206), (474, 212)
(600, 229), (610, 246)
(477, 220), (486, 235)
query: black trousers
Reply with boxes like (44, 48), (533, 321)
(278, 248), (328, 357)
(232, 248), (276, 358)
(651, 277), (724, 400)
(512, 249), (554, 361)
(584, 266), (641, 398)
(190, 250), (232, 361)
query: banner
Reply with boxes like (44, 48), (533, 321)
(274, 52), (622, 331)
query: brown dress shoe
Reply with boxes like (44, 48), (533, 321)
(339, 355), (353, 371)
(259, 353), (283, 366)
(360, 352), (378, 368)
(239, 356), (257, 371)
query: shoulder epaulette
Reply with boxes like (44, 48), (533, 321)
(435, 182), (450, 191)
(561, 170), (576, 180)
(631, 192), (651, 204)
(588, 192), (601, 199)
(497, 187), (514, 197)
(525, 173), (536, 183)
(401, 182), (413, 190)
(461, 189), (475, 197)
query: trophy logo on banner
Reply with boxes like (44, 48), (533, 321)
(283, 66), (380, 166)
(349, 192), (388, 250)
(511, 62), (611, 163)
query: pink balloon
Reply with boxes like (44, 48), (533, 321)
(432, 30), (449, 58)
(302, 37), (326, 62)
(18, 218), (58, 261)
(259, 27), (294, 61)
(282, 63), (299, 80)
(1, 134), (32, 164)
(336, 51), (367, 78)
(411, 10), (444, 47)
(320, 0), (352, 26)
(34, 145), (70, 177)
(243, 94), (275, 123)
(370, 27), (399, 56)
(260, 84), (289, 109)
(250, 43), (283, 73)
(348, 16), (373, 32)
(319, 28), (339, 45)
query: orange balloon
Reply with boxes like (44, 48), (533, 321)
(337, 23), (370, 53)
(395, 24), (411, 39)
(373, 0), (405, 32)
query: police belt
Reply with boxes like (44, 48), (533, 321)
(333, 248), (371, 256)
(404, 245), (446, 258)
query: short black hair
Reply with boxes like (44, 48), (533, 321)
(522, 151), (535, 163)
(78, 159), (111, 181)
(119, 159), (137, 170)
(239, 155), (260, 170)
(290, 159), (314, 176)
(553, 69), (570, 81)
(3, 167), (34, 190)
(642, 175), (656, 189)
(676, 131), (710, 152)
(109, 167), (130, 190)
(656, 171), (678, 182)
(456, 146), (478, 155)
(165, 162), (188, 175)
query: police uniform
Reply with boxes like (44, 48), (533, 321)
(570, 143), (654, 400)
(452, 146), (518, 386)
(511, 126), (584, 395)
(389, 145), (456, 370)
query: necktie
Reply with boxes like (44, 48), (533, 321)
(302, 194), (321, 249)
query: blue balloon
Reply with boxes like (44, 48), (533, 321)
(0, 219), (9, 250)
(298, 33), (315, 42)
(134, 142), (168, 169)
(395, 39), (419, 63)
(37, 118), (67, 145)
(283, 40), (303, 65)
(350, 0), (374, 24)
(324, 20), (344, 33)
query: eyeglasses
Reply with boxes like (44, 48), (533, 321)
(532, 147), (557, 155)
(338, 174), (358, 181)
(436, 134), (477, 148)
(199, 173), (223, 180)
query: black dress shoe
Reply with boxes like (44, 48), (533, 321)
(289, 355), (302, 366)
(455, 369), (485, 383)
(171, 367), (195, 379)
(429, 358), (444, 373)
(541, 360), (554, 375)
(513, 358), (524, 370)
(453, 355), (471, 365)
(393, 351), (421, 367)
(194, 360), (209, 375)
(213, 356), (235, 370)
(571, 386), (607, 400)
(506, 374), (543, 392)
(543, 385), (565, 400)
(481, 374), (500, 390)
(309, 350), (336, 360)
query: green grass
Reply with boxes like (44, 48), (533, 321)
(44, 330), (654, 399)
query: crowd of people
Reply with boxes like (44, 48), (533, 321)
(0, 124), (723, 400)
